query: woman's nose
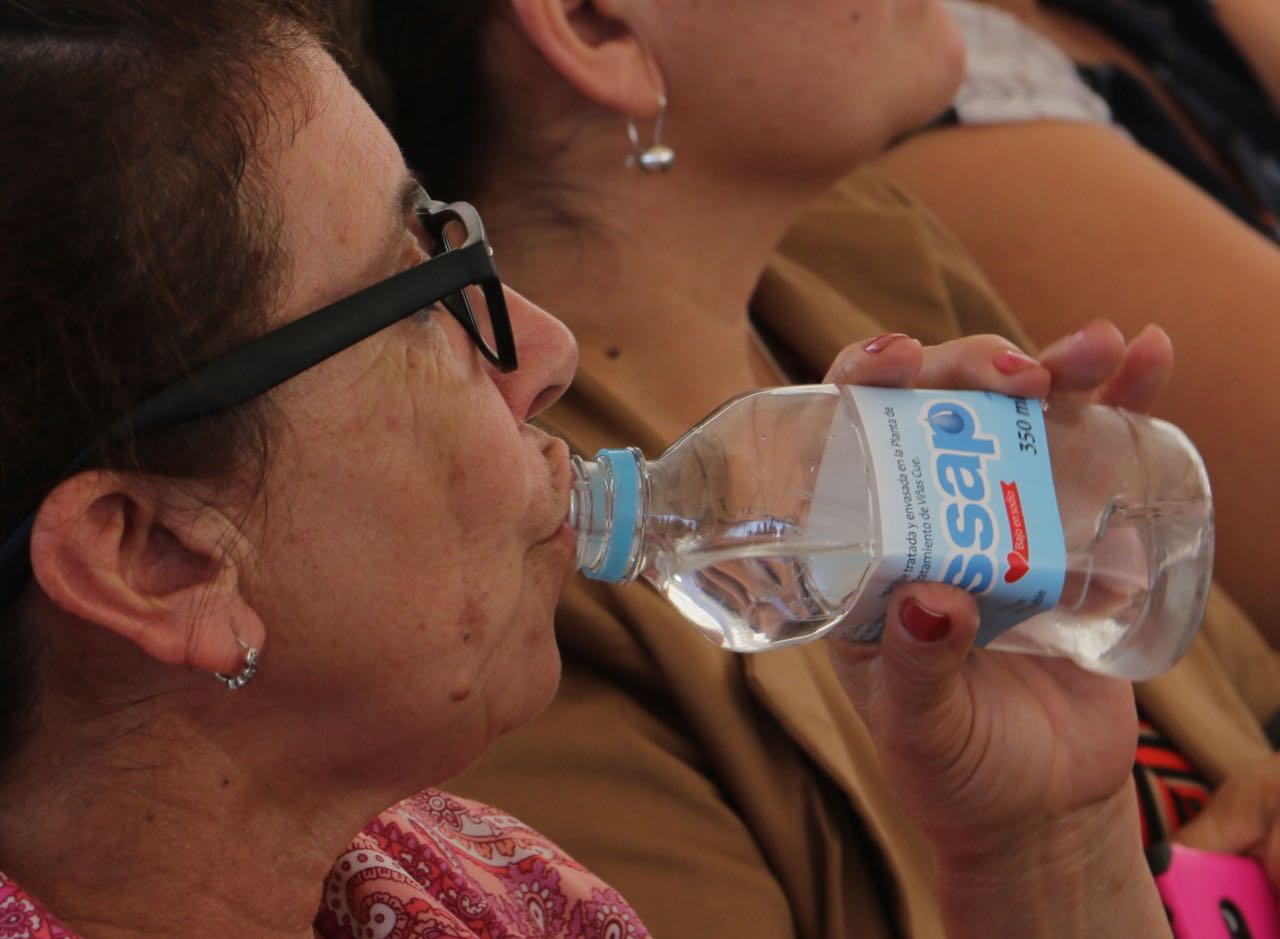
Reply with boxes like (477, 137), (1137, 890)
(490, 287), (579, 421)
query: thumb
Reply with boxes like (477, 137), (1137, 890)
(869, 583), (983, 781)
(1176, 798), (1260, 857)
(1178, 755), (1280, 886)
(878, 583), (980, 716)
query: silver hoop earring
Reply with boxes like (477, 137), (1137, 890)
(625, 93), (675, 173)
(214, 640), (260, 691)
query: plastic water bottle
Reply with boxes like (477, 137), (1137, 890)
(568, 385), (1213, 680)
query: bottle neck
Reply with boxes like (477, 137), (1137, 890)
(569, 448), (648, 583)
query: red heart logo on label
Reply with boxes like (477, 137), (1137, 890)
(1004, 551), (1030, 583)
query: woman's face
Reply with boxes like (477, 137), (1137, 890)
(247, 46), (579, 780)
(648, 0), (965, 178)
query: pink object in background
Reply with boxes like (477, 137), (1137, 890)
(1150, 843), (1280, 938)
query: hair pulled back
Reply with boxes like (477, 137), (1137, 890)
(0, 0), (319, 771)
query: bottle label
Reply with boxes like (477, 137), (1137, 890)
(836, 387), (1067, 646)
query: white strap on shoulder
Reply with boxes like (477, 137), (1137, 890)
(945, 0), (1117, 127)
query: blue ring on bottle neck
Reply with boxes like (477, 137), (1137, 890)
(590, 448), (639, 582)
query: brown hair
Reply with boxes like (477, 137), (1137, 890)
(336, 0), (499, 200)
(0, 0), (319, 770)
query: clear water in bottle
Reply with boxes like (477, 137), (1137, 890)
(653, 541), (879, 651)
(570, 385), (1213, 680)
(986, 401), (1214, 678)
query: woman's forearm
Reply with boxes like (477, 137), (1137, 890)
(933, 788), (1171, 938)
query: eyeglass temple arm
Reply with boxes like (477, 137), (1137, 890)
(0, 247), (489, 604)
(122, 247), (487, 433)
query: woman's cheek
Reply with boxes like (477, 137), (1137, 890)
(439, 450), (533, 571)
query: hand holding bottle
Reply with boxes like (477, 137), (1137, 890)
(572, 318), (1207, 674)
(825, 319), (1172, 410)
(825, 322), (1174, 937)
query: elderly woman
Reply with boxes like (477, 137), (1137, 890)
(0, 1), (1187, 937)
(0, 1), (602, 935)
(339, 1), (1280, 937)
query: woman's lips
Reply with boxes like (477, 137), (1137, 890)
(535, 446), (576, 560)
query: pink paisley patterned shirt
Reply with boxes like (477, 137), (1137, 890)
(0, 789), (650, 939)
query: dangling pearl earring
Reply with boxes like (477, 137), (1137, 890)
(625, 93), (675, 173)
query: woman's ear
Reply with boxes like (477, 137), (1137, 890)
(508, 0), (665, 118)
(28, 471), (264, 678)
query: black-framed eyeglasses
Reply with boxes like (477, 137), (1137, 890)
(0, 188), (515, 604)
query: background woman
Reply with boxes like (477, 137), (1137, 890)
(343, 1), (1280, 936)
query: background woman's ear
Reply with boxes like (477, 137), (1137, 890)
(508, 0), (665, 117)
(28, 472), (264, 678)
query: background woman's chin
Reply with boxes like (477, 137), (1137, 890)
(891, 17), (968, 143)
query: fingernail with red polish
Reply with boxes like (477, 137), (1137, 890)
(861, 332), (910, 354)
(993, 349), (1041, 375)
(901, 599), (951, 643)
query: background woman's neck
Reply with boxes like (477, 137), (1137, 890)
(475, 149), (831, 433)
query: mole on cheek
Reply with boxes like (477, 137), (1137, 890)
(449, 681), (472, 702)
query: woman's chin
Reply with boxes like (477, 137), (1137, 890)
(499, 655), (562, 737)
